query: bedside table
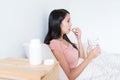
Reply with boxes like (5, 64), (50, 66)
(0, 58), (59, 80)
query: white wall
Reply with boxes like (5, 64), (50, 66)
(0, 0), (70, 59)
(0, 0), (120, 59)
(67, 0), (120, 53)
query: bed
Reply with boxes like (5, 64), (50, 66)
(76, 53), (120, 80)
(23, 43), (120, 80)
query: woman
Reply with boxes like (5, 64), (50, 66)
(44, 9), (101, 80)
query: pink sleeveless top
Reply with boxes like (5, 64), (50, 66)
(49, 39), (79, 69)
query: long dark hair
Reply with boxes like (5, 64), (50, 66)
(44, 9), (77, 49)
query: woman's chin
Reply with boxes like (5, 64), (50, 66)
(66, 31), (70, 34)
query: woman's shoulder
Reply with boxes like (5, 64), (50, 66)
(50, 39), (60, 44)
(49, 39), (62, 51)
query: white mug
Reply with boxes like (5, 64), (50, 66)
(29, 39), (42, 65)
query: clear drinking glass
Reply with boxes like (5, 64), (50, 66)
(87, 38), (99, 50)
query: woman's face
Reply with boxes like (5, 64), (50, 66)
(60, 14), (72, 35)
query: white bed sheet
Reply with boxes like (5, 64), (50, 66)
(76, 53), (120, 80)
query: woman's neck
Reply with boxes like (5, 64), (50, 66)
(58, 35), (64, 40)
(58, 37), (64, 41)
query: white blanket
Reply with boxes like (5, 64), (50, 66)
(76, 53), (120, 80)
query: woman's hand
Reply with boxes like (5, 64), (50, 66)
(72, 27), (81, 39)
(87, 45), (101, 60)
(72, 27), (85, 58)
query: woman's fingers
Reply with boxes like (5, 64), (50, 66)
(87, 45), (101, 59)
(72, 27), (81, 38)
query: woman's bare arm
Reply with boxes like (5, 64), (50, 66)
(77, 38), (85, 58)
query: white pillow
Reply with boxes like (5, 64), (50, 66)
(22, 43), (68, 80)
(23, 43), (55, 59)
